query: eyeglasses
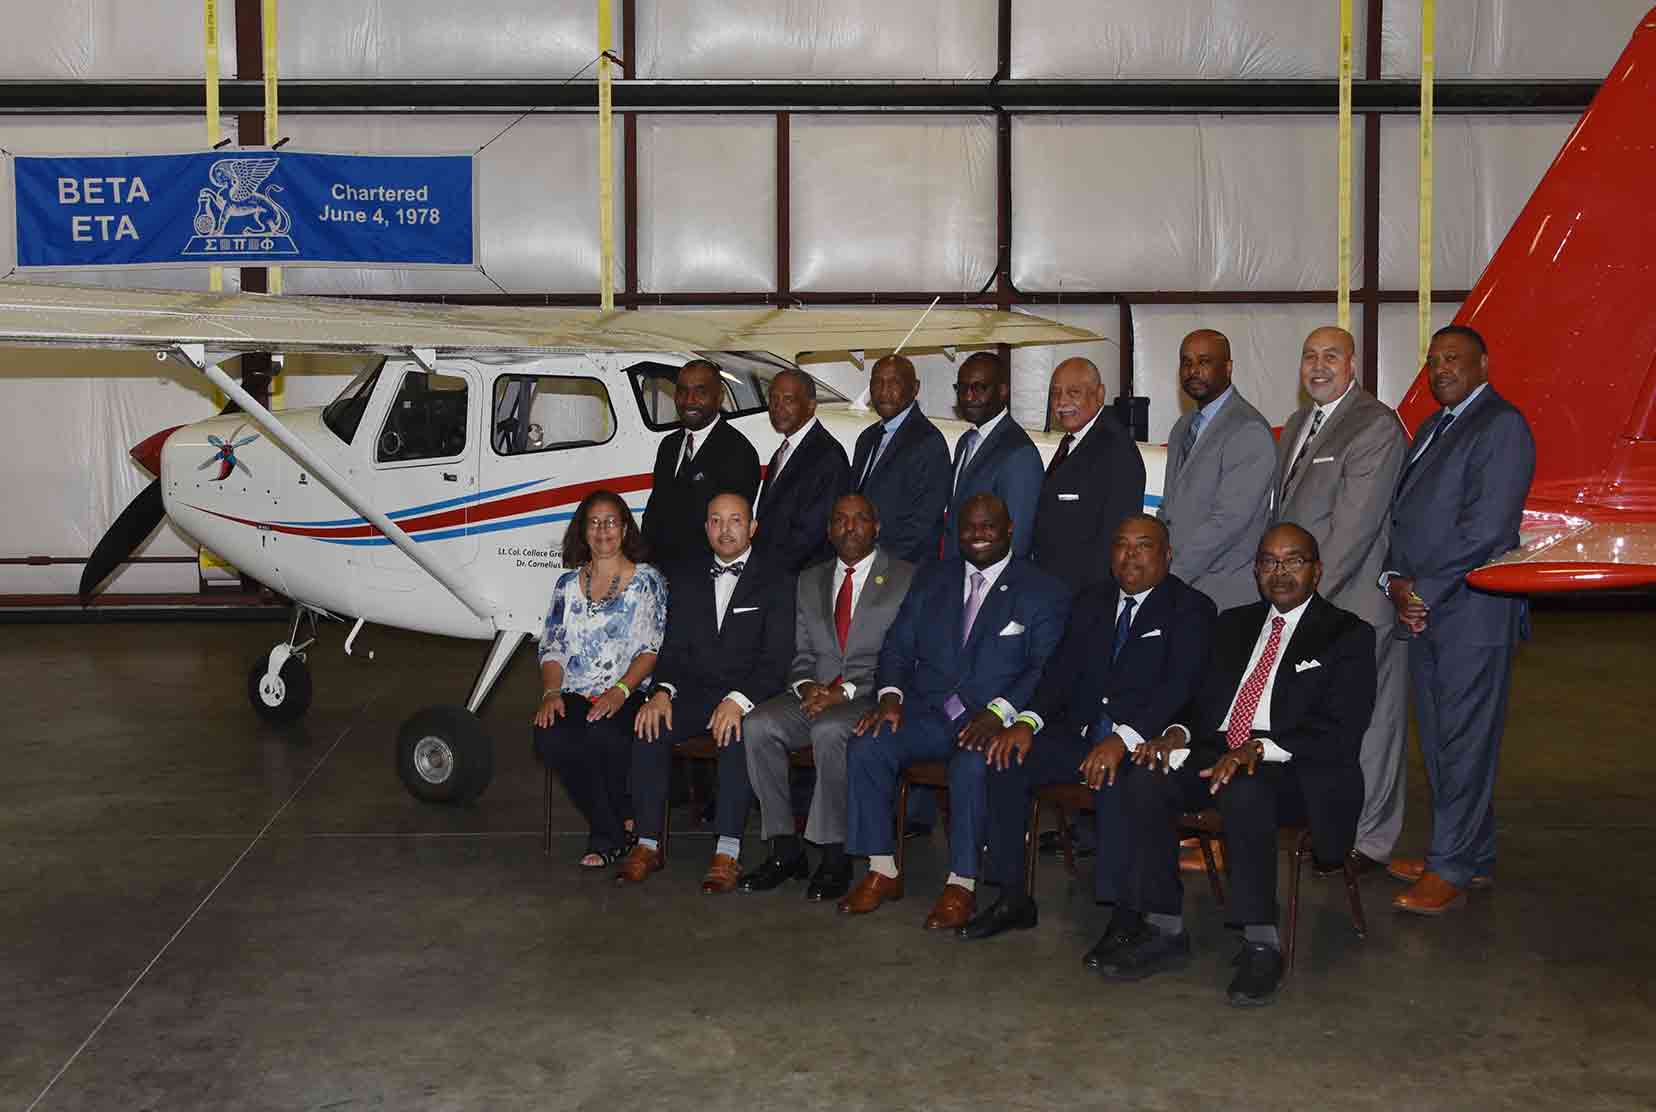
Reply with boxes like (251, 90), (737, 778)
(1255, 555), (1313, 573)
(588, 516), (623, 530)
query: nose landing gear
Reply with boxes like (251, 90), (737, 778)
(247, 606), (319, 724)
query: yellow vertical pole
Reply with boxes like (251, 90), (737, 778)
(597, 0), (615, 313)
(263, 0), (282, 297)
(1336, 0), (1353, 330)
(1418, 0), (1435, 365)
(204, 0), (223, 293)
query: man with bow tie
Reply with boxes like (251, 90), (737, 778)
(619, 493), (795, 893)
(838, 494), (1070, 930)
(1380, 325), (1534, 915)
(959, 515), (1214, 952)
(1097, 524), (1374, 1007)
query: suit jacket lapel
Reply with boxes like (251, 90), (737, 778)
(844, 550), (892, 652)
(962, 561), (1016, 658)
(959, 416), (1006, 487)
(1397, 406), (1457, 498)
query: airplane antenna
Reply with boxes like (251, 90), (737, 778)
(892, 295), (942, 356)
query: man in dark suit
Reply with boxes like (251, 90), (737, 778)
(1031, 357), (1147, 594)
(619, 492), (795, 893)
(753, 369), (851, 574)
(849, 355), (952, 564)
(943, 351), (1044, 561)
(959, 515), (1215, 949)
(640, 359), (761, 567)
(839, 494), (1071, 930)
(1158, 330), (1277, 609)
(739, 494), (917, 901)
(1097, 524), (1376, 1007)
(1381, 325), (1534, 915)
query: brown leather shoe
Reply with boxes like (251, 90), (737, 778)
(701, 853), (741, 894)
(1392, 871), (1466, 915)
(923, 883), (977, 931)
(838, 870), (903, 914)
(1180, 841), (1224, 874)
(1387, 856), (1494, 889)
(615, 843), (663, 884)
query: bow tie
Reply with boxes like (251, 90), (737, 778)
(710, 561), (745, 578)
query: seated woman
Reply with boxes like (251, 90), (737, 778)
(533, 490), (668, 868)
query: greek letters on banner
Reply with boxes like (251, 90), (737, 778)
(10, 151), (476, 268)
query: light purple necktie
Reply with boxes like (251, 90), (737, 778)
(961, 571), (987, 645)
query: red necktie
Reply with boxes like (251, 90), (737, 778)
(1046, 432), (1074, 477)
(834, 564), (854, 651)
(1225, 615), (1285, 750)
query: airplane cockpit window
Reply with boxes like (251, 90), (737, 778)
(322, 365), (383, 445)
(625, 352), (844, 432)
(491, 374), (616, 455)
(375, 370), (469, 463)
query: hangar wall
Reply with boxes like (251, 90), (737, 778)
(0, 0), (1646, 595)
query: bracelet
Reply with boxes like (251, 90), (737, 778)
(612, 680), (631, 697)
(541, 688), (559, 700)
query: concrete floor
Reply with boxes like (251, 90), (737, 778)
(2, 603), (1654, 1111)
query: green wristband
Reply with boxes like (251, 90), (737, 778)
(612, 679), (631, 697)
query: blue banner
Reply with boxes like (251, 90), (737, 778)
(12, 150), (475, 268)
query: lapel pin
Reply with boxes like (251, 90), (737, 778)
(874, 575), (885, 585)
(998, 584), (1008, 592)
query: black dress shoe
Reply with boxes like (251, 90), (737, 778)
(958, 894), (1039, 940)
(1096, 928), (1192, 981)
(1227, 942), (1285, 1006)
(1082, 911), (1149, 970)
(805, 861), (852, 902)
(737, 852), (810, 893)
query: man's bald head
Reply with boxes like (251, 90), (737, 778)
(1049, 356), (1106, 434)
(956, 350), (1010, 427)
(1178, 329), (1233, 406)
(957, 492), (1014, 569)
(1300, 326), (1357, 406)
(869, 354), (920, 421)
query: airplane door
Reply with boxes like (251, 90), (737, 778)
(369, 363), (480, 572)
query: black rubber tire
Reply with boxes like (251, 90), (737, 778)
(396, 705), (494, 805)
(246, 654), (313, 724)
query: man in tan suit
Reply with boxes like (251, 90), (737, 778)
(1271, 326), (1408, 870)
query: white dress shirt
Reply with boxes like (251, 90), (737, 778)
(793, 548), (880, 699)
(1166, 597), (1308, 768)
(677, 414), (722, 471)
(1013, 583), (1152, 748)
(878, 551), (1017, 724)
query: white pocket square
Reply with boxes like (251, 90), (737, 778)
(1312, 455), (1335, 464)
(732, 605), (759, 614)
(1139, 628), (1163, 639)
(1057, 492), (1080, 501)
(998, 620), (1025, 636)
(1295, 659), (1321, 673)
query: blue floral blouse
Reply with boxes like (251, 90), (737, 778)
(538, 563), (668, 698)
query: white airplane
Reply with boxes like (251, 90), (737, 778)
(0, 281), (1150, 804)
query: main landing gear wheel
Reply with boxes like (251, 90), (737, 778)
(396, 706), (494, 805)
(247, 653), (313, 723)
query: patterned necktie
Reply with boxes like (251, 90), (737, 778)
(1111, 595), (1136, 661)
(953, 427), (981, 491)
(1283, 408), (1326, 492)
(1226, 615), (1286, 750)
(677, 431), (696, 478)
(834, 565), (855, 651)
(1399, 410), (1455, 489)
(710, 560), (745, 578)
(1046, 433), (1075, 477)
(858, 425), (888, 490)
(1182, 410), (1205, 460)
(961, 571), (987, 645)
(769, 436), (791, 481)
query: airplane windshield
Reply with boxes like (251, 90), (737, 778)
(626, 352), (845, 432)
(322, 363), (384, 445)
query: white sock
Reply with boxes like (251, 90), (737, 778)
(638, 837), (659, 852)
(715, 835), (742, 861)
(869, 854), (898, 878)
(945, 872), (976, 892)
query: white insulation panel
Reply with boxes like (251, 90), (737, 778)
(0, 1), (236, 79)
(1013, 0), (1367, 78)
(276, 0), (618, 79)
(1132, 304), (1367, 442)
(790, 116), (997, 293)
(1376, 115), (1573, 291)
(1013, 116), (1363, 293)
(637, 0), (997, 78)
(638, 116), (775, 294)
(1382, 0), (1651, 78)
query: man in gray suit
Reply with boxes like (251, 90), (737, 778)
(740, 493), (916, 901)
(1382, 324), (1534, 916)
(1273, 326), (1408, 870)
(1158, 329), (1277, 609)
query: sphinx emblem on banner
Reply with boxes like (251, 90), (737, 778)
(182, 157), (299, 258)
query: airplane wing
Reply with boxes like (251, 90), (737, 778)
(1467, 516), (1656, 592)
(0, 282), (1097, 362)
